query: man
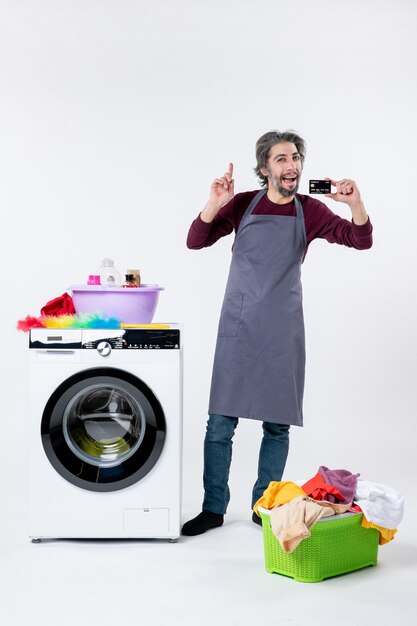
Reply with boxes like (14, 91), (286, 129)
(183, 130), (373, 536)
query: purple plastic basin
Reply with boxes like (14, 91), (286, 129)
(71, 284), (164, 323)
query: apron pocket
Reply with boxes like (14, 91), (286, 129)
(218, 292), (244, 337)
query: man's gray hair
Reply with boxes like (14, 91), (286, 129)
(254, 130), (306, 187)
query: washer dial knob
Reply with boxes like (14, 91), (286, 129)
(97, 341), (112, 357)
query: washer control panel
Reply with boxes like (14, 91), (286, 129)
(29, 328), (181, 350)
(83, 329), (181, 350)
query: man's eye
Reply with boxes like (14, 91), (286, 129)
(294, 155), (300, 161)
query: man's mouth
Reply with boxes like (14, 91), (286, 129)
(281, 176), (297, 185)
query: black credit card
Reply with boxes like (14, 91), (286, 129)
(309, 179), (331, 194)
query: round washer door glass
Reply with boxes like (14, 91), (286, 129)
(41, 368), (166, 492)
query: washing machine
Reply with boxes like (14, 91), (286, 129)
(28, 326), (182, 541)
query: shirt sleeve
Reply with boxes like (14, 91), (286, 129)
(307, 198), (373, 250)
(186, 196), (237, 249)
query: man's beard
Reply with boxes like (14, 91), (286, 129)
(269, 174), (299, 197)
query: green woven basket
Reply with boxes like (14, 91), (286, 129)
(259, 510), (379, 583)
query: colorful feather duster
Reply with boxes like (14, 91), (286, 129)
(17, 313), (121, 332)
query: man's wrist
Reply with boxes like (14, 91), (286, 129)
(349, 201), (368, 226)
(200, 201), (222, 223)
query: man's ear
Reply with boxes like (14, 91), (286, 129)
(260, 167), (269, 178)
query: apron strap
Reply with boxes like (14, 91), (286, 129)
(295, 194), (303, 220)
(240, 189), (267, 224)
(242, 190), (303, 222)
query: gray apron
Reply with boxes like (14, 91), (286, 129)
(208, 190), (306, 425)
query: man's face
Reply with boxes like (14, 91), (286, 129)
(261, 142), (303, 197)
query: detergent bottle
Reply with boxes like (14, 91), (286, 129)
(97, 258), (122, 287)
(126, 268), (141, 287)
(122, 274), (138, 288)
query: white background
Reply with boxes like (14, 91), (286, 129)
(1, 1), (416, 624)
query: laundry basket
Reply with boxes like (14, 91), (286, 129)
(259, 508), (379, 583)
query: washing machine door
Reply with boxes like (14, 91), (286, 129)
(41, 368), (166, 492)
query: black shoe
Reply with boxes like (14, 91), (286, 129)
(252, 511), (262, 527)
(181, 511), (224, 536)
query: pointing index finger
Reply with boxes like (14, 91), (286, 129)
(228, 163), (233, 178)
